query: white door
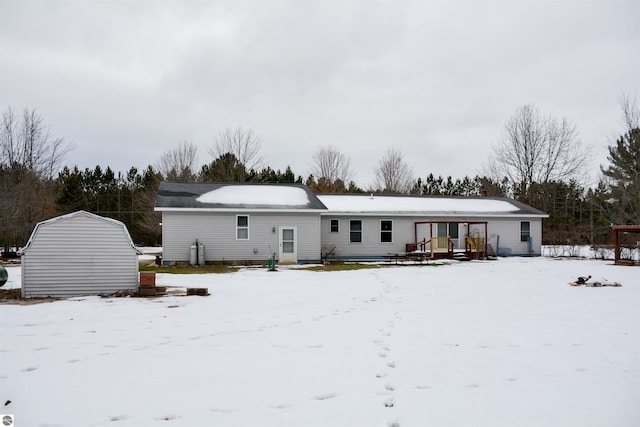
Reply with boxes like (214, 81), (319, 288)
(279, 226), (297, 263)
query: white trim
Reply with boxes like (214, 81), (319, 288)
(520, 220), (531, 242)
(155, 207), (327, 213)
(279, 226), (297, 263)
(320, 212), (549, 219)
(380, 219), (393, 243)
(349, 219), (363, 244)
(236, 214), (250, 240)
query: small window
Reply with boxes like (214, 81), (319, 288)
(350, 220), (362, 243)
(237, 215), (249, 240)
(520, 221), (530, 242)
(330, 219), (339, 233)
(380, 220), (393, 243)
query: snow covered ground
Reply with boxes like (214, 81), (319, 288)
(1, 257), (639, 427)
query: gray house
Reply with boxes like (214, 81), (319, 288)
(317, 194), (549, 260)
(156, 183), (548, 264)
(155, 182), (327, 264)
(20, 211), (142, 297)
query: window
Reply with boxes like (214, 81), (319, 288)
(520, 221), (530, 242)
(448, 223), (459, 239)
(437, 222), (459, 238)
(282, 228), (294, 253)
(380, 220), (393, 243)
(237, 215), (249, 240)
(330, 219), (339, 233)
(350, 220), (362, 243)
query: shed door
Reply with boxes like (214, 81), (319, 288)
(279, 226), (297, 263)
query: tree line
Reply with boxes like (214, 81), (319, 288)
(2, 98), (639, 251)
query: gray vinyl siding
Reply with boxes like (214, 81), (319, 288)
(487, 218), (543, 256)
(21, 214), (139, 298)
(321, 216), (544, 259)
(162, 211), (321, 263)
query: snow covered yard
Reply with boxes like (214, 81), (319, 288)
(1, 257), (638, 427)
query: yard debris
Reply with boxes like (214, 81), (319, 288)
(186, 287), (209, 296)
(569, 280), (622, 287)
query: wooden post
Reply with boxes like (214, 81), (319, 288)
(614, 227), (620, 265)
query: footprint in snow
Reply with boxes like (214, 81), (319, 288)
(387, 362), (396, 369)
(312, 393), (338, 401)
(22, 366), (38, 372)
(388, 420), (401, 427)
(384, 397), (395, 408)
(376, 372), (388, 378)
(384, 383), (396, 391)
(268, 403), (291, 409)
(109, 415), (128, 422)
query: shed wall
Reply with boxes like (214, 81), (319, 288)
(162, 211), (321, 263)
(21, 215), (139, 297)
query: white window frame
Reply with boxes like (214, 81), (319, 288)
(349, 219), (362, 243)
(380, 219), (393, 243)
(236, 215), (250, 240)
(520, 221), (530, 242)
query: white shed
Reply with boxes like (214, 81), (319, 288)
(20, 211), (142, 298)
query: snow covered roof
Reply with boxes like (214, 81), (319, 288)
(155, 182), (328, 211)
(317, 194), (548, 218)
(155, 183), (547, 218)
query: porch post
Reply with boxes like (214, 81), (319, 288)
(613, 227), (620, 264)
(484, 222), (488, 255)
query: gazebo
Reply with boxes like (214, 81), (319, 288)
(612, 225), (640, 266)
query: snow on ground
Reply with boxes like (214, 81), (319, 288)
(1, 257), (639, 427)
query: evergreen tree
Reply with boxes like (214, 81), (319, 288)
(56, 166), (87, 214)
(601, 127), (640, 224)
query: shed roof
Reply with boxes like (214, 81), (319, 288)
(155, 182), (328, 212)
(317, 194), (549, 218)
(20, 210), (142, 254)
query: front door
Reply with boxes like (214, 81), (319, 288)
(279, 226), (297, 263)
(437, 222), (460, 249)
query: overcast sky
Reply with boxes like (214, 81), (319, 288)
(1, 0), (638, 188)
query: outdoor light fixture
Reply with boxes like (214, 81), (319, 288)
(272, 227), (276, 233)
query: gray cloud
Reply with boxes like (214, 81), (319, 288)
(1, 0), (638, 187)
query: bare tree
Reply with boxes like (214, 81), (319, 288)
(373, 147), (414, 194)
(1, 107), (72, 179)
(208, 127), (264, 181)
(486, 104), (591, 198)
(621, 93), (639, 131)
(156, 140), (198, 181)
(1, 106), (72, 250)
(310, 145), (353, 184)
